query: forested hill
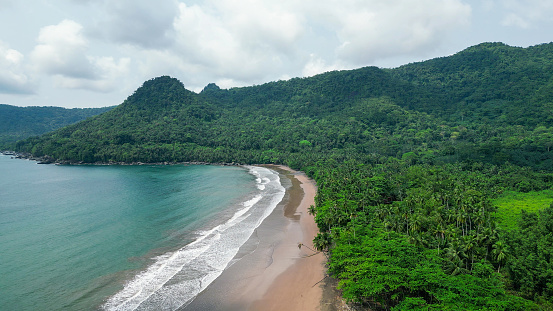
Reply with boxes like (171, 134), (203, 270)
(0, 104), (113, 147)
(13, 42), (553, 309)
(15, 42), (553, 169)
(390, 42), (553, 125)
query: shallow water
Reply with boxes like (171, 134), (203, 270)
(0, 155), (283, 310)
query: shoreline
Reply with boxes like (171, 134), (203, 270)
(3, 153), (336, 309)
(2, 151), (243, 166)
(249, 165), (326, 310)
(182, 165), (326, 310)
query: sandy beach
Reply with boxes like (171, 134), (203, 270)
(249, 165), (325, 310)
(182, 165), (326, 310)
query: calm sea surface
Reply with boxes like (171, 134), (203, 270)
(0, 155), (284, 310)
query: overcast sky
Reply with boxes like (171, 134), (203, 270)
(1, 0), (552, 108)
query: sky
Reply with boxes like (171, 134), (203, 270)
(0, 0), (552, 108)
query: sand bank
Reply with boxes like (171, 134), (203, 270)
(182, 165), (325, 310)
(249, 165), (324, 310)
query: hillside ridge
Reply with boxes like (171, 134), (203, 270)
(13, 41), (553, 168)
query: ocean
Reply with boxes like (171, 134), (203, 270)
(0, 155), (285, 310)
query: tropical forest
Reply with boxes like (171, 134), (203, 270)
(8, 42), (553, 310)
(0, 104), (113, 146)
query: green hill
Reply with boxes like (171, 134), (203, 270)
(0, 104), (113, 148)
(13, 42), (553, 309)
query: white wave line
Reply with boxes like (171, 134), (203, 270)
(104, 166), (285, 311)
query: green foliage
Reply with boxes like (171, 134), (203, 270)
(494, 190), (553, 230)
(506, 205), (553, 302)
(0, 104), (113, 148)
(313, 160), (547, 308)
(330, 227), (538, 310)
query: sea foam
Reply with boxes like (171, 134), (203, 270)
(102, 166), (285, 311)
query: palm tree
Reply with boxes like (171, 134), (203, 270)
(445, 244), (467, 275)
(401, 208), (410, 235)
(313, 232), (331, 252)
(433, 223), (446, 254)
(409, 214), (423, 234)
(307, 205), (316, 216)
(492, 240), (509, 273)
(463, 235), (476, 270)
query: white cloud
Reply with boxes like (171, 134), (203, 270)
(53, 57), (131, 92)
(30, 19), (95, 79)
(0, 41), (33, 94)
(500, 0), (553, 28)
(319, 0), (472, 65)
(4, 0), (475, 99)
(215, 0), (304, 54)
(152, 0), (472, 87)
(30, 20), (131, 92)
(172, 1), (305, 80)
(99, 0), (179, 48)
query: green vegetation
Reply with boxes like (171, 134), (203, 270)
(314, 160), (551, 309)
(11, 42), (553, 309)
(0, 104), (113, 148)
(506, 206), (553, 308)
(494, 190), (553, 230)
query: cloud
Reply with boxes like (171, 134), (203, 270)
(171, 1), (305, 83)
(500, 0), (553, 28)
(53, 57), (131, 93)
(215, 0), (304, 55)
(11, 0), (476, 98)
(154, 0), (471, 86)
(30, 20), (131, 92)
(30, 19), (95, 79)
(0, 41), (33, 94)
(321, 0), (471, 65)
(100, 0), (179, 48)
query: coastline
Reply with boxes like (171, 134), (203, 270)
(182, 165), (326, 310)
(1, 151), (243, 166)
(4, 153), (334, 310)
(248, 165), (325, 310)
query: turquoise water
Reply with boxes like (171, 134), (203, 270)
(0, 155), (284, 310)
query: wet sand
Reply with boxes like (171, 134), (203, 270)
(181, 165), (325, 310)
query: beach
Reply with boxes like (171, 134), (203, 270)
(2, 158), (327, 311)
(182, 165), (327, 310)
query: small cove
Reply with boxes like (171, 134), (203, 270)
(0, 155), (282, 310)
